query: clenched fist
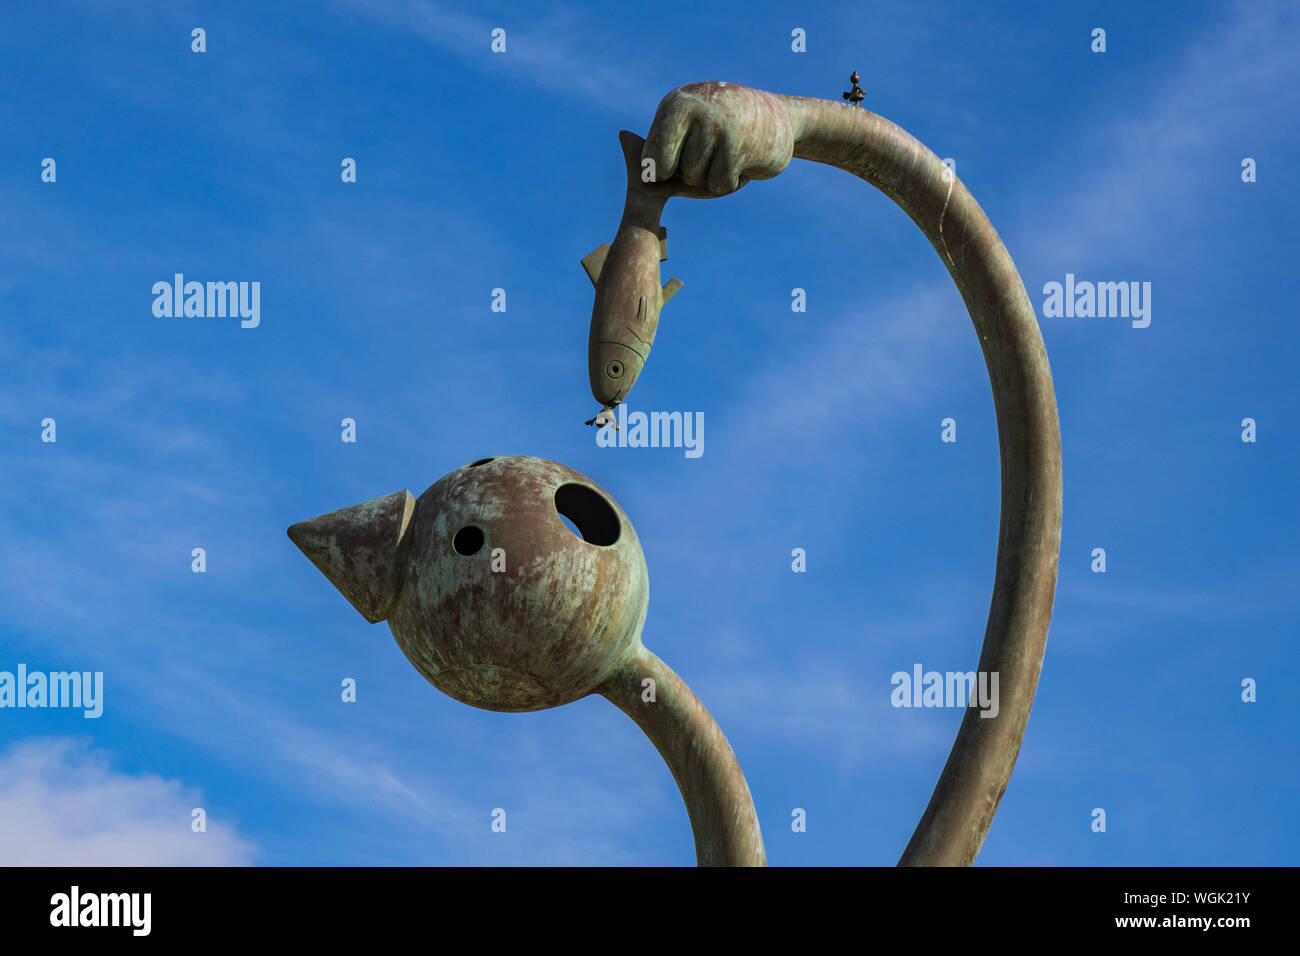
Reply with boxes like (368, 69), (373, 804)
(640, 82), (796, 197)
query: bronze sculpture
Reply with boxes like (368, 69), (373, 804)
(289, 456), (765, 866)
(583, 80), (1063, 866)
(291, 79), (1062, 868)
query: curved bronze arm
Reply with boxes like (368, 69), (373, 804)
(599, 646), (766, 866)
(587, 83), (1063, 866)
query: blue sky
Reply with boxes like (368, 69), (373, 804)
(1, 0), (1296, 865)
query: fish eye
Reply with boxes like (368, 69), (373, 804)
(605, 360), (624, 379)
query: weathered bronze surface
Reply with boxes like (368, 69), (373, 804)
(582, 131), (686, 413)
(289, 455), (765, 865)
(288, 490), (415, 624)
(291, 80), (1061, 869)
(585, 81), (1063, 866)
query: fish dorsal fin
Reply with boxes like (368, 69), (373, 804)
(581, 243), (611, 286)
(619, 130), (645, 183)
(661, 277), (683, 305)
(657, 226), (668, 262)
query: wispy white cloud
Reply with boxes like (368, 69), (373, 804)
(700, 657), (958, 776)
(718, 0), (1299, 465)
(336, 0), (661, 114)
(1019, 0), (1299, 267)
(0, 737), (256, 866)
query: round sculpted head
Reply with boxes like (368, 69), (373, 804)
(387, 455), (649, 712)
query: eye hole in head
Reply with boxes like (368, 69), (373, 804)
(467, 458), (494, 467)
(452, 526), (485, 556)
(605, 361), (624, 379)
(554, 484), (620, 546)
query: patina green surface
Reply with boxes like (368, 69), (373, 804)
(587, 80), (1063, 867)
(291, 78), (1062, 870)
(288, 454), (765, 866)
(288, 489), (415, 624)
(389, 455), (647, 712)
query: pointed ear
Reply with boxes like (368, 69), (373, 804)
(581, 243), (611, 286)
(656, 225), (668, 262)
(288, 490), (416, 623)
(661, 277), (683, 305)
